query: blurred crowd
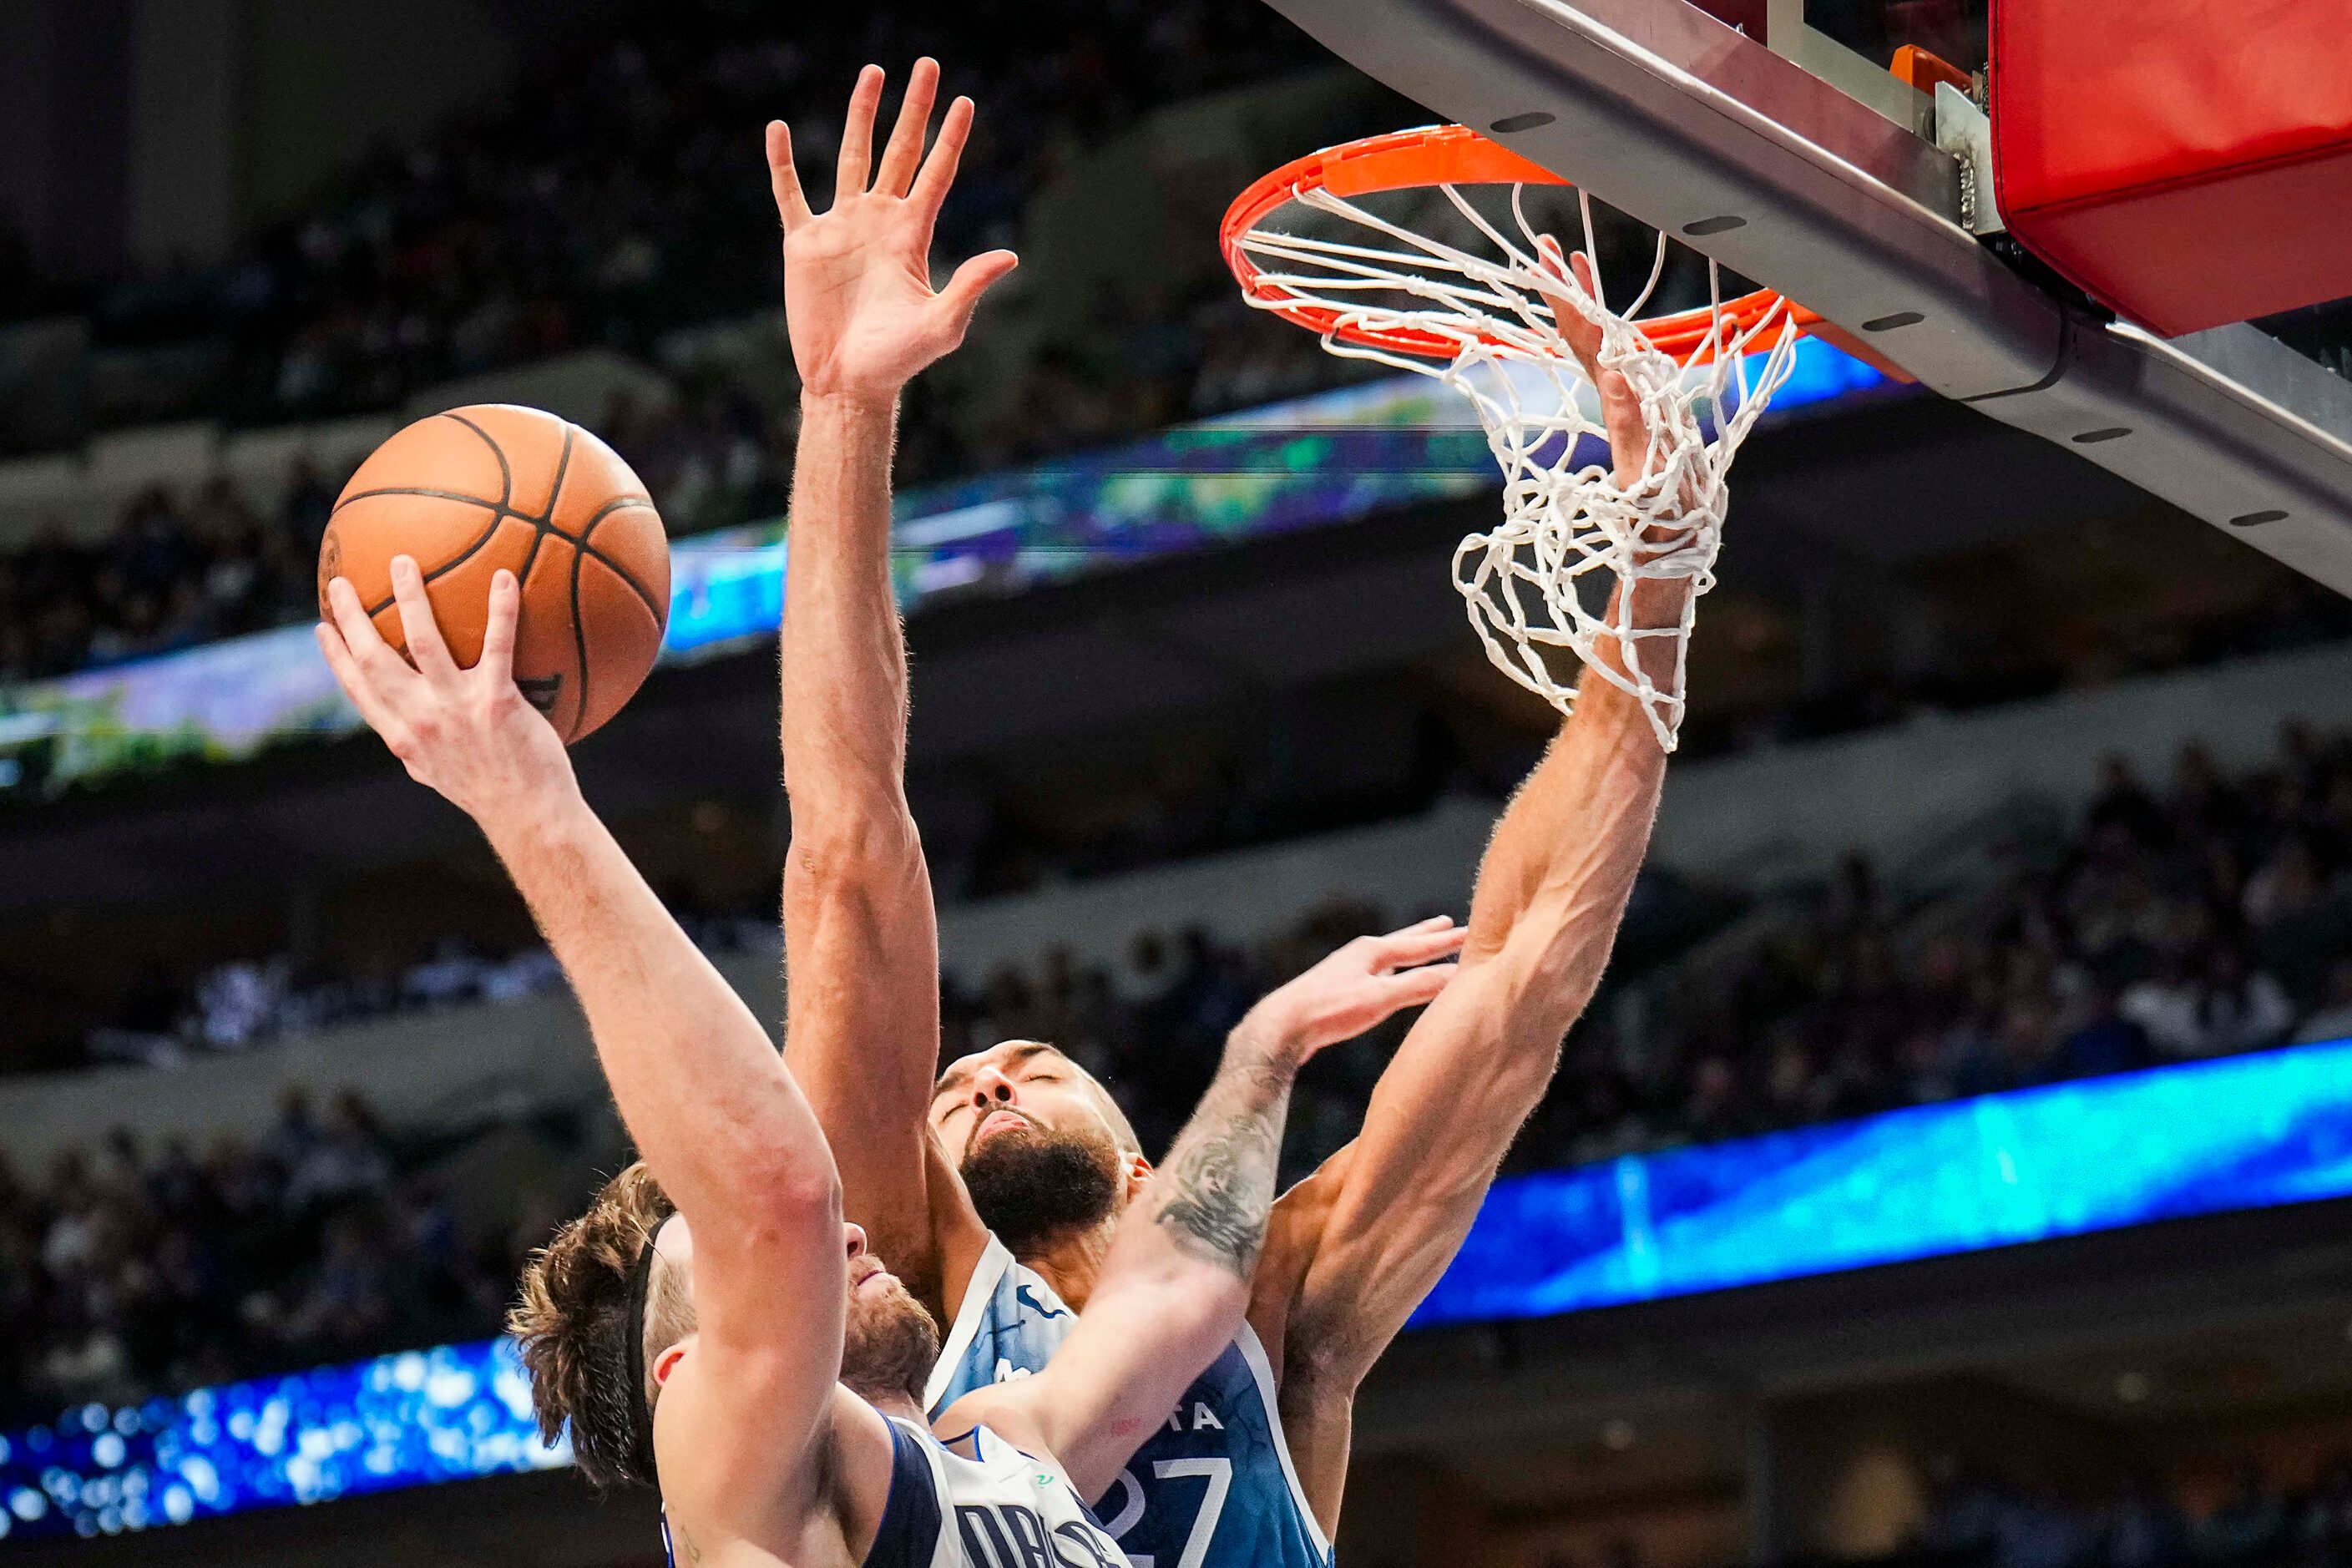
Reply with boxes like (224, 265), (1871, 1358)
(92, 913), (769, 1070)
(1902, 1454), (2352, 1568)
(0, 467), (339, 681)
(3, 0), (1340, 459)
(0, 380), (800, 679)
(0, 1089), (613, 1427)
(202, 0), (1315, 432)
(1550, 1449), (2352, 1568)
(1523, 723), (2352, 1165)
(0, 321), (1339, 681)
(0, 0), (1367, 682)
(920, 725), (2352, 1173)
(13, 721), (2352, 1419)
(79, 725), (2352, 1169)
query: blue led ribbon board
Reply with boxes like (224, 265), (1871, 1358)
(7, 1037), (2351, 1544)
(0, 339), (1883, 799)
(0, 1340), (564, 1545)
(1412, 1033), (2352, 1327)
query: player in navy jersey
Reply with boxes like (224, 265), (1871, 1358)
(313, 427), (1369, 1567)
(773, 60), (1690, 1568)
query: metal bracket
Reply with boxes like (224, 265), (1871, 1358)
(1932, 81), (2003, 236)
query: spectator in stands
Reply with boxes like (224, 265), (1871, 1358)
(2198, 1457), (2292, 1563)
(284, 1093), (393, 1212)
(2291, 957), (2352, 1044)
(0, 0), (1382, 685)
(0, 460), (347, 680)
(2301, 1454), (2352, 1553)
(11, 723), (2352, 1423)
(2056, 979), (2153, 1080)
(2106, 1471), (2192, 1568)
(0, 1090), (575, 1426)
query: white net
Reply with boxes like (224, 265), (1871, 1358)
(1232, 180), (1803, 751)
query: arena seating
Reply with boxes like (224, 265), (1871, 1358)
(7, 705), (2348, 1424)
(1834, 1457), (2352, 1568)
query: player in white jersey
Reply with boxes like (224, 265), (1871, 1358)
(773, 60), (1692, 1567)
(314, 544), (1369, 1568)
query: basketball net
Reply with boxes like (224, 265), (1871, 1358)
(1230, 169), (1804, 751)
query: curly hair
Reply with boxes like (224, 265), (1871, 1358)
(508, 1161), (688, 1490)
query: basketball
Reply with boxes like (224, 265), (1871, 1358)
(316, 404), (670, 744)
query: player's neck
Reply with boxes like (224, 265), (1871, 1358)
(868, 1388), (927, 1426)
(1013, 1213), (1118, 1312)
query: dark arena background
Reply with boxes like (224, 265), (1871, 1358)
(3, 1), (2352, 1565)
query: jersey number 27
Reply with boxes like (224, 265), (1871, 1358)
(1098, 1459), (1232, 1568)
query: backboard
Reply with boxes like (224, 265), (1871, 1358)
(1257, 0), (2352, 594)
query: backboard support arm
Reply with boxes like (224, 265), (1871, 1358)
(1263, 0), (2352, 594)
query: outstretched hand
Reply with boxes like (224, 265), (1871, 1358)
(316, 559), (576, 830)
(768, 58), (1019, 405)
(1237, 916), (1466, 1062)
(1530, 237), (1654, 493)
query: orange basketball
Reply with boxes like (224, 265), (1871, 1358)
(317, 404), (670, 744)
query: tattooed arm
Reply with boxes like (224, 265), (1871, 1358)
(938, 1012), (1327, 1498)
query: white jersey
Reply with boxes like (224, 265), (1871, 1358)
(660, 1410), (1129, 1568)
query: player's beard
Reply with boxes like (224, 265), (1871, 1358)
(840, 1277), (941, 1407)
(959, 1122), (1123, 1253)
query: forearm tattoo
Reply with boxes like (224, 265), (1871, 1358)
(1152, 1057), (1292, 1275)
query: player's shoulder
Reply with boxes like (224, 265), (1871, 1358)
(925, 1232), (1074, 1413)
(655, 1385), (898, 1567)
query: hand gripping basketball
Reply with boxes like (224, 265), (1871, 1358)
(766, 58), (1020, 403)
(317, 558), (579, 830)
(317, 404), (670, 744)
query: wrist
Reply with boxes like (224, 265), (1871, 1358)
(800, 387), (900, 423)
(1225, 1008), (1312, 1075)
(1618, 572), (1696, 632)
(473, 779), (594, 863)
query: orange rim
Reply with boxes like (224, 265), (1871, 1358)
(1222, 124), (1819, 366)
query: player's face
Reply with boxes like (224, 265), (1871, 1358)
(927, 1041), (1124, 1161)
(840, 1224), (940, 1404)
(654, 1217), (938, 1405)
(928, 1041), (1133, 1252)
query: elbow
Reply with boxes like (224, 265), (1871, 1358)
(783, 812), (923, 897)
(736, 1158), (842, 1238)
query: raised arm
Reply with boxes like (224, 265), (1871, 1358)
(770, 61), (1019, 1321)
(946, 928), (1459, 1500)
(319, 565), (847, 1545)
(1268, 660), (1669, 1373)
(1254, 245), (1691, 1515)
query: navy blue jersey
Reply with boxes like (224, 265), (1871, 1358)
(663, 1410), (1126, 1568)
(926, 1236), (1333, 1568)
